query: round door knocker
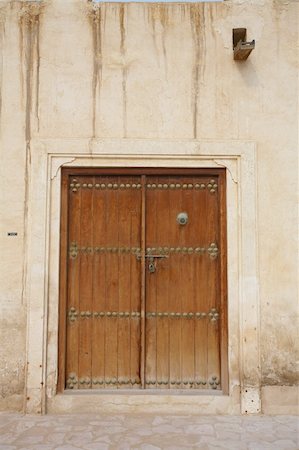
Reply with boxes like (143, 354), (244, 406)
(176, 212), (189, 226)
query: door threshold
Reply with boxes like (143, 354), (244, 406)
(48, 389), (236, 414)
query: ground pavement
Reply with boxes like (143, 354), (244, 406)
(0, 413), (298, 450)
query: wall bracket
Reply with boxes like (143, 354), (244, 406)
(233, 28), (255, 61)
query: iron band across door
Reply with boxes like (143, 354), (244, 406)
(66, 375), (220, 390)
(146, 309), (219, 321)
(68, 243), (142, 259)
(68, 243), (219, 259)
(67, 308), (219, 322)
(67, 308), (141, 322)
(145, 376), (220, 389)
(144, 243), (219, 259)
(66, 374), (141, 389)
(70, 181), (142, 192)
(146, 180), (218, 193)
(69, 179), (218, 193)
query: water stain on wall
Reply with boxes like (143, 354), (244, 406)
(262, 369), (298, 387)
(87, 3), (209, 140)
(147, 4), (169, 74)
(119, 4), (127, 138)
(190, 4), (206, 139)
(88, 3), (128, 138)
(19, 1), (43, 304)
(19, 2), (42, 140)
(0, 4), (7, 136)
(88, 4), (102, 138)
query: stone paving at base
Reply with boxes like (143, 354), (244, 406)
(0, 413), (298, 450)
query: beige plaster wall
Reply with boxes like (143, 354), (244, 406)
(0, 0), (298, 412)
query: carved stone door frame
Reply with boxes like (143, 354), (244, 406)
(24, 139), (260, 415)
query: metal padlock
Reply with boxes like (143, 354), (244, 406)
(148, 262), (156, 273)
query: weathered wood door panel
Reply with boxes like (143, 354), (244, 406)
(145, 176), (221, 389)
(66, 176), (142, 389)
(60, 170), (227, 392)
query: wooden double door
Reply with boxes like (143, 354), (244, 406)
(59, 168), (227, 392)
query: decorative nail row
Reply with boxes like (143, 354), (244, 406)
(146, 244), (218, 258)
(68, 308), (219, 322)
(69, 243), (141, 259)
(93, 311), (141, 318)
(145, 380), (206, 386)
(145, 377), (220, 389)
(69, 243), (219, 260)
(68, 307), (141, 322)
(66, 374), (141, 389)
(146, 246), (205, 255)
(146, 180), (218, 193)
(70, 180), (218, 193)
(146, 308), (219, 322)
(66, 373), (220, 390)
(70, 180), (142, 192)
(147, 183), (204, 190)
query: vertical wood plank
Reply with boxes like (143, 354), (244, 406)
(155, 177), (170, 388)
(117, 176), (131, 388)
(179, 177), (195, 388)
(116, 176), (142, 388)
(145, 176), (158, 387)
(193, 178), (209, 387)
(140, 175), (146, 388)
(65, 175), (81, 390)
(205, 176), (221, 389)
(104, 178), (119, 386)
(91, 177), (107, 388)
(58, 173), (69, 391)
(129, 180), (142, 387)
(78, 177), (93, 389)
(168, 178), (182, 388)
